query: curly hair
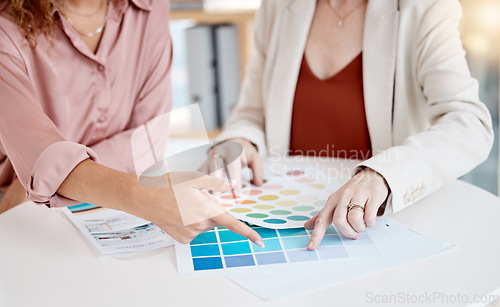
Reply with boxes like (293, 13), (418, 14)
(3, 0), (56, 47)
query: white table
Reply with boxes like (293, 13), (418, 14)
(1, 160), (499, 306)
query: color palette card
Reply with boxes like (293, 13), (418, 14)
(175, 222), (390, 278)
(216, 174), (332, 229)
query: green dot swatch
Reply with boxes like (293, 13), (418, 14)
(293, 206), (314, 212)
(246, 213), (269, 219)
(270, 210), (292, 215)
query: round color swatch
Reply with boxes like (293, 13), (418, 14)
(295, 177), (315, 183)
(246, 213), (269, 219)
(310, 211), (320, 216)
(296, 195), (318, 202)
(221, 195), (239, 200)
(276, 200), (297, 207)
(221, 203), (233, 208)
(279, 189), (300, 196)
(287, 215), (310, 221)
(242, 189), (263, 196)
(236, 200), (256, 205)
(258, 195), (279, 201)
(263, 218), (287, 224)
(293, 205), (314, 212)
(263, 184), (283, 190)
(287, 170), (304, 176)
(230, 208), (252, 213)
(314, 200), (327, 207)
(254, 205), (275, 210)
(309, 184), (326, 189)
(269, 210), (292, 215)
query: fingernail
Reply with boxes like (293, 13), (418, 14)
(307, 242), (313, 249)
(255, 240), (265, 248)
(230, 179), (238, 186)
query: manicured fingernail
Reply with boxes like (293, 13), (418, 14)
(230, 179), (238, 186)
(307, 242), (313, 249)
(255, 240), (265, 248)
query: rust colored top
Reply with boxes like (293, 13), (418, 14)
(289, 53), (372, 159)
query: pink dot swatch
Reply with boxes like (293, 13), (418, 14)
(295, 177), (315, 183)
(242, 189), (263, 196)
(286, 170), (304, 176)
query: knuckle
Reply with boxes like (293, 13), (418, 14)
(314, 217), (324, 227)
(332, 216), (344, 227)
(327, 194), (336, 203)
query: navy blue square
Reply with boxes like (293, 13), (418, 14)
(192, 257), (223, 271)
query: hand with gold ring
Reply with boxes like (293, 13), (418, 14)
(304, 168), (389, 250)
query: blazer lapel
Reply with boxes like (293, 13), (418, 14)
(266, 0), (316, 155)
(363, 0), (400, 154)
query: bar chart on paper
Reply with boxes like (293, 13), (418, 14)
(175, 223), (384, 277)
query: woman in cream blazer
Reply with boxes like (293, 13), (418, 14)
(210, 0), (493, 248)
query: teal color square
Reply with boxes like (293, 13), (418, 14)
(218, 230), (246, 242)
(190, 244), (220, 257)
(221, 241), (251, 255)
(254, 228), (278, 239)
(190, 231), (217, 245)
(278, 228), (308, 237)
(325, 225), (337, 234)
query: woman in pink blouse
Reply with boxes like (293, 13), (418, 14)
(0, 0), (263, 246)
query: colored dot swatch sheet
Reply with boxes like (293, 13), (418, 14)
(216, 169), (335, 229)
(175, 221), (395, 278)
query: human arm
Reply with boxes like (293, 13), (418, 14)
(305, 0), (493, 248)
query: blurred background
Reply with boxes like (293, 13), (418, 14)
(168, 0), (500, 195)
(460, 0), (500, 195)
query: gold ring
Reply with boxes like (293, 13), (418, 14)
(348, 203), (365, 213)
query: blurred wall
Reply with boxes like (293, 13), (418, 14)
(460, 0), (500, 194)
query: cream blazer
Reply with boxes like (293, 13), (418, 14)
(217, 0), (494, 213)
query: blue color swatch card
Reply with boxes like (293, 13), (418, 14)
(175, 221), (397, 277)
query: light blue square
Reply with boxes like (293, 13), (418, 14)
(281, 236), (310, 250)
(253, 238), (282, 253)
(319, 235), (343, 247)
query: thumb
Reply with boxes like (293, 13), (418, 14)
(193, 175), (236, 193)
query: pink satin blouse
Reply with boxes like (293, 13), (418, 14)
(0, 0), (172, 207)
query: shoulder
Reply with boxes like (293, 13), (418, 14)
(0, 6), (29, 62)
(400, 0), (462, 23)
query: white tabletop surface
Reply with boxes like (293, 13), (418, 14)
(1, 161), (499, 306)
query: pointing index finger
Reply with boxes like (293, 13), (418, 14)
(213, 213), (264, 248)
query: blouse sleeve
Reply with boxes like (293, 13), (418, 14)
(0, 51), (99, 207)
